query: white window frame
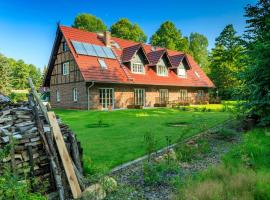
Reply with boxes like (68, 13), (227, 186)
(99, 88), (114, 109)
(177, 63), (187, 78)
(179, 89), (188, 100)
(132, 63), (144, 74)
(56, 90), (60, 102)
(157, 65), (168, 76)
(134, 88), (145, 106)
(62, 62), (69, 75)
(73, 88), (78, 102)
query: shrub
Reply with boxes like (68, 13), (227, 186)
(9, 92), (28, 102)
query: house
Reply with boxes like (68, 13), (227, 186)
(43, 25), (215, 110)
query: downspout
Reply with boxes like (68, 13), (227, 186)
(87, 81), (95, 110)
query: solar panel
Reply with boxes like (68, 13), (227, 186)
(83, 43), (97, 56)
(92, 45), (107, 58)
(71, 40), (116, 59)
(102, 47), (116, 59)
(71, 41), (87, 55)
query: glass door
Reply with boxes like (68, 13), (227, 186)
(134, 89), (145, 106)
(99, 88), (114, 109)
(160, 89), (169, 104)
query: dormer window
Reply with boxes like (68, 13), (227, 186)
(157, 65), (168, 76)
(177, 63), (187, 78)
(132, 63), (144, 74)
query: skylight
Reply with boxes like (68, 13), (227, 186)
(98, 59), (107, 69)
(195, 71), (200, 78)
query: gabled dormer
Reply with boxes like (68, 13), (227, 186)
(147, 49), (173, 76)
(170, 54), (191, 78)
(122, 44), (149, 74)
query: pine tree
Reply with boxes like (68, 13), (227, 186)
(208, 24), (247, 99)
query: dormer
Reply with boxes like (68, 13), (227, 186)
(170, 54), (191, 78)
(147, 49), (173, 76)
(122, 44), (149, 74)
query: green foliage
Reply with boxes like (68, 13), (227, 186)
(0, 53), (42, 95)
(9, 92), (28, 102)
(150, 21), (190, 53)
(177, 128), (270, 200)
(208, 24), (247, 100)
(0, 54), (12, 94)
(143, 160), (178, 186)
(240, 0), (270, 126)
(210, 127), (238, 140)
(144, 131), (156, 161)
(72, 13), (107, 32)
(110, 18), (147, 43)
(189, 32), (209, 69)
(175, 138), (210, 162)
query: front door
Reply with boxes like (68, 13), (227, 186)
(99, 88), (114, 109)
(134, 89), (145, 106)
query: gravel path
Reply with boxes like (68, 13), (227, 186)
(108, 133), (241, 200)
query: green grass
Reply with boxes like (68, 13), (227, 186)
(177, 128), (270, 200)
(54, 108), (231, 172)
(187, 100), (237, 112)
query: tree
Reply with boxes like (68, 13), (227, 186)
(0, 54), (11, 94)
(208, 24), (247, 99)
(72, 13), (107, 32)
(150, 21), (189, 53)
(110, 18), (147, 43)
(189, 32), (209, 69)
(241, 0), (270, 125)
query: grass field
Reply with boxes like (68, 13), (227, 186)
(177, 128), (270, 199)
(54, 108), (232, 173)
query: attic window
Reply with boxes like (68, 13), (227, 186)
(157, 65), (168, 76)
(63, 42), (68, 52)
(195, 71), (200, 78)
(98, 59), (107, 69)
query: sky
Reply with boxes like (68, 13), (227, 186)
(0, 0), (257, 69)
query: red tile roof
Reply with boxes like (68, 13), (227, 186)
(56, 26), (214, 88)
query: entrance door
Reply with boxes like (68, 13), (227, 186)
(99, 88), (114, 109)
(134, 89), (145, 106)
(160, 89), (169, 104)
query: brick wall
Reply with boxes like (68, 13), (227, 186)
(50, 81), (88, 109)
(87, 83), (209, 110)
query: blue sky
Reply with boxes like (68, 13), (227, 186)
(0, 0), (256, 69)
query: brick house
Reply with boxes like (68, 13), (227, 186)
(43, 25), (215, 110)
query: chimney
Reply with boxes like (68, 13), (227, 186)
(104, 31), (111, 47)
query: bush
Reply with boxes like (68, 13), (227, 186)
(9, 92), (28, 102)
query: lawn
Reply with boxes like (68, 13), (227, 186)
(54, 108), (232, 172)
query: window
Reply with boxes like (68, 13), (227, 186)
(197, 90), (204, 97)
(99, 88), (114, 109)
(132, 63), (144, 74)
(160, 89), (169, 104)
(134, 89), (145, 106)
(62, 62), (69, 75)
(157, 65), (168, 76)
(195, 71), (200, 78)
(98, 59), (107, 69)
(63, 42), (68, 52)
(179, 89), (188, 100)
(73, 88), (78, 102)
(178, 63), (187, 78)
(56, 90), (60, 102)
